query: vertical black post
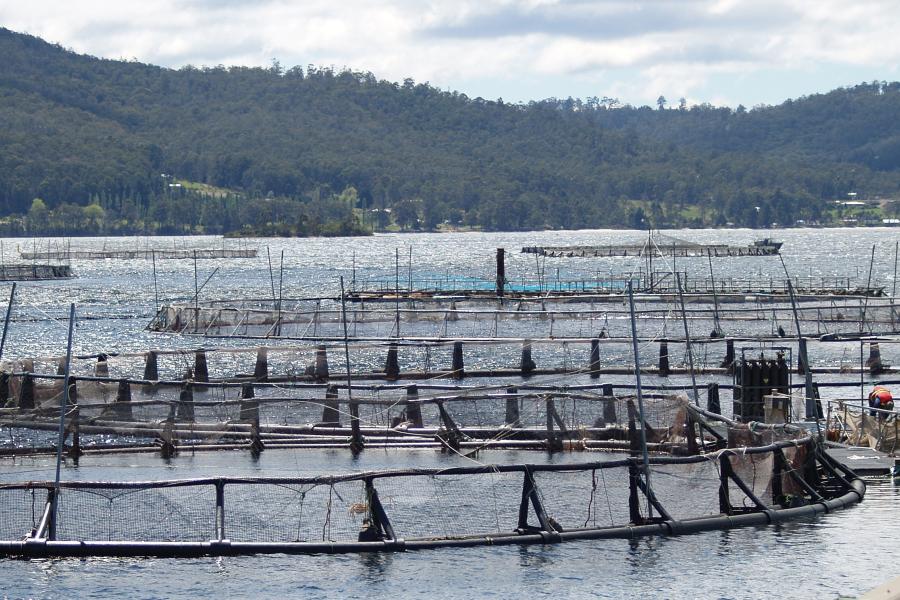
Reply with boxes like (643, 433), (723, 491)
(706, 382), (721, 414)
(718, 454), (732, 515)
(254, 347), (268, 382)
(602, 383), (617, 424)
(451, 341), (465, 379)
(19, 373), (35, 410)
(314, 345), (330, 382)
(505, 386), (520, 426)
(194, 350), (209, 383)
(721, 339), (735, 373)
(405, 385), (423, 428)
(322, 384), (340, 425)
(0, 371), (9, 407)
(772, 450), (784, 506)
(685, 412), (698, 454)
(589, 339), (601, 378)
(496, 248), (506, 298)
(384, 342), (400, 381)
(520, 339), (536, 375)
(867, 342), (884, 375)
(177, 382), (195, 422)
(143, 351), (159, 381)
(546, 397), (558, 452)
(658, 339), (670, 376)
(114, 380), (133, 421)
(239, 382), (258, 422)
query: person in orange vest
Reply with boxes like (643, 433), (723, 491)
(869, 385), (894, 418)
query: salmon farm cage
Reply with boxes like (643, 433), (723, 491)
(0, 432), (864, 558)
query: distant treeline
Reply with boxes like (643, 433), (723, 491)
(2, 27), (900, 235)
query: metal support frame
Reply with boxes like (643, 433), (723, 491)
(516, 467), (556, 534)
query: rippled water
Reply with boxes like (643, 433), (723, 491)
(2, 228), (900, 598)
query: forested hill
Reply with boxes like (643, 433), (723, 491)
(2, 27), (900, 236)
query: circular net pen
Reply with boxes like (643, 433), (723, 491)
(0, 425), (864, 558)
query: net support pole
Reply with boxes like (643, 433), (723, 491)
(193, 250), (199, 334)
(394, 248), (400, 337)
(786, 279), (820, 429)
(707, 254), (721, 335)
(496, 248), (505, 298)
(0, 282), (15, 363)
(675, 273), (700, 406)
(892, 241), (898, 330)
(50, 303), (76, 541)
(340, 276), (363, 453)
(215, 481), (226, 542)
(626, 281), (653, 518)
(151, 250), (159, 313)
(860, 244), (876, 333)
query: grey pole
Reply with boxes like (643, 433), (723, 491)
(676, 273), (700, 406)
(340, 276), (362, 451)
(193, 250), (199, 334)
(0, 282), (16, 362)
(626, 281), (653, 518)
(50, 303), (77, 540)
(395, 248), (400, 337)
(151, 250), (159, 313)
(860, 244), (876, 333)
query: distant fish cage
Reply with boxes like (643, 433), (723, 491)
(0, 428), (865, 557)
(146, 295), (900, 340)
(521, 242), (781, 258)
(1, 340), (897, 455)
(19, 249), (257, 260)
(0, 264), (72, 281)
(353, 273), (878, 297)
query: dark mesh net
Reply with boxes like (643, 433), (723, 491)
(55, 484), (215, 542)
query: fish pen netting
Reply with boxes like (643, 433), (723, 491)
(2, 447), (814, 545)
(0, 487), (48, 540)
(55, 484), (215, 542)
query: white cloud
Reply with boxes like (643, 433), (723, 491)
(1, 0), (899, 106)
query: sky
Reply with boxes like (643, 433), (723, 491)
(1, 0), (899, 108)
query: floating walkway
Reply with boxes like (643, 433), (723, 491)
(20, 249), (257, 260)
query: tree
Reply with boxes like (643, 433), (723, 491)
(26, 198), (49, 232)
(392, 199), (421, 230)
(657, 95), (667, 110)
(82, 203), (105, 231)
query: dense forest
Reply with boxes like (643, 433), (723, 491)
(2, 27), (900, 236)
